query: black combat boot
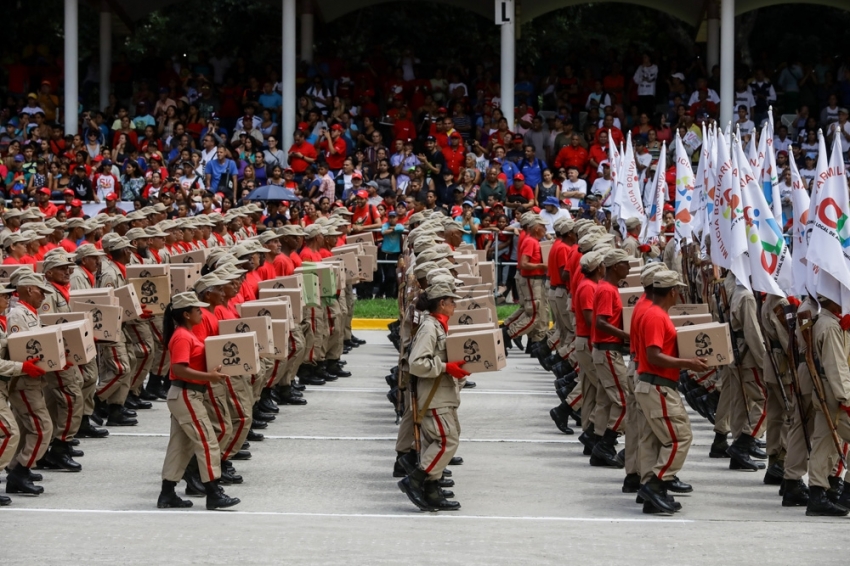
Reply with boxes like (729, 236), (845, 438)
(351, 335), (366, 346)
(277, 384), (307, 405)
(125, 392), (152, 410)
(144, 375), (164, 400)
(157, 480), (193, 508)
(827, 475), (844, 504)
(763, 457), (784, 485)
(183, 457), (206, 496)
(326, 359), (352, 378)
(247, 429), (264, 441)
(501, 325), (512, 350)
(638, 474), (676, 514)
(5, 464), (44, 495)
(220, 460), (243, 484)
(590, 429), (623, 468)
(622, 473), (641, 493)
(297, 364), (326, 386)
(806, 486), (849, 516)
(449, 456), (463, 466)
(398, 467), (433, 511)
(664, 476), (693, 493)
(541, 351), (561, 372)
(43, 440), (82, 472)
(204, 480), (240, 510)
(315, 362), (337, 382)
(78, 415), (109, 438)
(709, 432), (730, 458)
(258, 388), (279, 414)
(424, 480), (461, 510)
(578, 425), (599, 456)
(727, 434), (759, 471)
(107, 404), (137, 426)
(782, 479), (810, 507)
(396, 451), (418, 477)
(549, 403), (575, 434)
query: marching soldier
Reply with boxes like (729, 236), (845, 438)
(760, 293), (794, 486)
(574, 250), (605, 453)
(503, 215), (550, 350)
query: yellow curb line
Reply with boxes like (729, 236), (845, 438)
(352, 318), (536, 330)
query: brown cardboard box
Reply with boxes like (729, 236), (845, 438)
(540, 239), (553, 264)
(69, 301), (122, 341)
(448, 322), (499, 335)
(628, 257), (644, 268)
(473, 250), (488, 263)
(479, 261), (495, 286)
(332, 243), (364, 256)
(670, 314), (714, 328)
(327, 253), (359, 283)
(258, 275), (300, 291)
(623, 273), (642, 288)
(68, 292), (118, 307)
(69, 288), (113, 300)
(623, 307), (634, 333)
(357, 255), (375, 282)
(449, 308), (493, 326)
(456, 243), (475, 251)
(41, 312), (92, 326)
(257, 290), (301, 320)
(455, 295), (498, 326)
(126, 264), (170, 279)
(298, 262), (337, 297)
(294, 271), (321, 306)
(35, 261), (43, 274)
(269, 319), (290, 360)
(458, 275), (482, 286)
(113, 284), (143, 321)
(346, 232), (375, 245)
(238, 299), (293, 322)
(57, 319), (97, 365)
(219, 317), (274, 358)
(451, 261), (473, 276)
(446, 328), (507, 373)
(170, 264), (202, 294)
(453, 254), (479, 269)
(129, 276), (169, 315)
(205, 332), (260, 376)
(676, 322), (733, 367)
(8, 326), (66, 372)
(668, 304), (710, 317)
(618, 286), (645, 308)
(170, 249), (208, 264)
(0, 264), (28, 280)
(322, 259), (347, 290)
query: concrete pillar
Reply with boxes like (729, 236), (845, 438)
(719, 0), (735, 128)
(500, 1), (515, 129)
(99, 1), (112, 112)
(282, 0), (297, 158)
(301, 0), (314, 64)
(64, 0), (79, 135)
(706, 0), (720, 73)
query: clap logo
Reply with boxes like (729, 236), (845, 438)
(462, 339), (481, 364)
(222, 342), (241, 367)
(817, 197), (850, 248)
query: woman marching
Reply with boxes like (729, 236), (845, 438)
(156, 292), (241, 510)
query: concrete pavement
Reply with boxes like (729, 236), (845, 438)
(3, 330), (848, 565)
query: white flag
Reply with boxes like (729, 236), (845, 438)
(614, 134), (646, 237)
(788, 152), (811, 296)
(734, 138), (792, 296)
(727, 139), (751, 287)
(807, 132), (850, 311)
(643, 141), (667, 242)
(760, 122), (781, 223)
(674, 133), (695, 244)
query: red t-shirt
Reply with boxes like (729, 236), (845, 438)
(573, 278), (597, 338)
(507, 184), (535, 206)
(350, 204), (380, 228)
(169, 326), (207, 384)
(256, 262), (276, 281)
(273, 253), (295, 277)
(287, 141), (318, 174)
(567, 249), (584, 298)
(591, 280), (624, 345)
(547, 239), (568, 286)
(61, 238), (78, 253)
(518, 237), (545, 277)
(319, 137), (347, 170)
(637, 304), (679, 380)
(289, 251), (303, 268)
(192, 308), (219, 342)
(629, 294), (652, 357)
(214, 305), (238, 320)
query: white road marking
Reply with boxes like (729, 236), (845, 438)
(108, 432), (581, 443)
(309, 387), (554, 395)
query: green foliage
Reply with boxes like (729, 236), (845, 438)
(351, 297), (519, 320)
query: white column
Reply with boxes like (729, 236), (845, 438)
(64, 0), (79, 135)
(706, 0), (720, 73)
(282, 0), (297, 159)
(719, 0), (735, 128)
(99, 1), (112, 112)
(500, 3), (515, 129)
(300, 0), (314, 64)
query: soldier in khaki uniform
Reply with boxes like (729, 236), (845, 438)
(574, 249), (605, 452)
(124, 228), (157, 408)
(142, 224), (172, 400)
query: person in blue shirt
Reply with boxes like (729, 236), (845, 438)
(204, 146), (238, 196)
(453, 200), (480, 246)
(258, 82), (283, 120)
(379, 211), (405, 298)
(518, 144), (547, 189)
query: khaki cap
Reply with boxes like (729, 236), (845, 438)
(407, 212), (425, 225)
(171, 291), (208, 310)
(65, 217), (87, 229)
(124, 228), (150, 241)
(519, 212), (537, 227)
(442, 219), (470, 233)
(413, 261), (438, 280)
(640, 263), (666, 287)
(303, 224), (323, 239)
(625, 217), (642, 230)
(15, 272), (54, 293)
(332, 207), (353, 217)
(280, 224), (306, 237)
(153, 203), (169, 213)
(2, 209), (23, 220)
(42, 252), (75, 272)
(194, 274), (230, 294)
(2, 232), (26, 247)
(75, 243), (106, 260)
(102, 236), (135, 252)
(554, 217), (575, 235)
(578, 234), (601, 253)
(412, 237), (439, 255)
(603, 248), (631, 267)
(580, 250), (605, 272)
(8, 265), (35, 286)
(425, 281), (460, 300)
(323, 225), (342, 237)
(145, 226), (168, 238)
(257, 231), (282, 244)
(653, 270), (687, 289)
(416, 248), (449, 263)
(435, 258), (455, 270)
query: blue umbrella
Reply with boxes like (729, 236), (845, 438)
(244, 185), (300, 202)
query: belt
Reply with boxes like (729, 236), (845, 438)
(172, 380), (207, 392)
(524, 275), (547, 280)
(0, 375), (9, 383)
(550, 284), (566, 289)
(594, 343), (628, 354)
(639, 373), (678, 389)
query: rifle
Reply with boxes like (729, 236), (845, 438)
(798, 310), (847, 469)
(680, 243), (692, 304)
(715, 281), (742, 367)
(777, 303), (811, 453)
(755, 292), (791, 412)
(410, 374), (421, 456)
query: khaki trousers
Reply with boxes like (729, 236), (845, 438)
(44, 366), (84, 442)
(204, 381), (231, 456)
(508, 278), (548, 342)
(161, 386), (221, 483)
(343, 286), (355, 341)
(635, 380), (693, 484)
(325, 298), (344, 360)
(253, 357), (274, 399)
(713, 366), (733, 435)
(149, 315), (170, 378)
(765, 381), (793, 460)
(395, 388), (414, 453)
(784, 392), (814, 481)
(808, 381), (850, 489)
(574, 337), (598, 432)
(548, 287), (570, 350)
(9, 376), (53, 468)
(565, 375), (583, 411)
(0, 380), (20, 472)
(284, 325), (308, 385)
(80, 359), (98, 415)
(419, 406), (460, 481)
(556, 296), (577, 360)
(729, 366), (767, 440)
(624, 358), (641, 476)
(503, 272), (527, 328)
(96, 341), (132, 405)
(125, 320), (155, 395)
(591, 348), (628, 434)
(221, 375), (253, 461)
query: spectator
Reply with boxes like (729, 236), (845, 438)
(539, 196), (571, 235)
(378, 211), (405, 298)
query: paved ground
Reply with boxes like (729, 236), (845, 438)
(3, 330), (849, 564)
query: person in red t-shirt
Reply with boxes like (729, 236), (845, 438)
(159, 291), (238, 510)
(287, 129), (318, 174)
(316, 124), (347, 172)
(504, 216), (549, 346)
(572, 249), (605, 448)
(505, 174), (536, 213)
(588, 248), (632, 467)
(349, 192), (382, 233)
(553, 133), (589, 173)
(391, 106), (416, 143)
(635, 269), (707, 515)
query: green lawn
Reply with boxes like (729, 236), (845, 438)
(353, 297), (520, 320)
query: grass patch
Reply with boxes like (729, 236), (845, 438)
(353, 297), (521, 320)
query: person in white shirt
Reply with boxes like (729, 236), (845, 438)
(799, 153), (817, 189)
(773, 125), (792, 154)
(539, 196), (572, 235)
(687, 77), (721, 106)
(585, 81), (612, 111)
(827, 108), (850, 155)
(735, 105), (755, 140)
(733, 78), (756, 119)
(633, 54), (658, 114)
(591, 162), (614, 207)
(560, 166), (588, 209)
(779, 167), (793, 222)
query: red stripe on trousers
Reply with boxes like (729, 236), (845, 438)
(309, 309), (316, 362)
(837, 443), (849, 476)
(508, 279), (538, 339)
(183, 387), (215, 481)
(605, 351), (627, 432)
(54, 373), (74, 441)
(327, 306), (334, 335)
(287, 333), (296, 360)
(205, 384), (227, 443)
(657, 386), (679, 479)
(20, 391), (44, 468)
(694, 369), (716, 384)
(0, 414), (12, 460)
(150, 321), (167, 375)
(129, 326), (150, 386)
(424, 408), (447, 474)
(569, 393), (583, 408)
(221, 377), (246, 460)
(750, 368), (767, 438)
(266, 360), (280, 388)
(96, 347), (124, 398)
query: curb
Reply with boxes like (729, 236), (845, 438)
(352, 318), (398, 330)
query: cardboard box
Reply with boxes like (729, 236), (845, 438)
(448, 322), (499, 335)
(238, 299), (293, 322)
(479, 261), (495, 286)
(458, 275), (482, 286)
(346, 232), (374, 245)
(57, 319), (97, 365)
(219, 317), (273, 358)
(170, 249), (208, 265)
(295, 271), (321, 306)
(446, 328), (507, 373)
(453, 254), (479, 269)
(322, 259), (347, 290)
(298, 263), (337, 297)
(455, 295), (498, 326)
(70, 301), (122, 341)
(668, 303), (710, 317)
(676, 322), (733, 367)
(41, 312), (92, 326)
(113, 284), (143, 322)
(628, 257), (644, 268)
(357, 255), (375, 282)
(623, 273), (642, 288)
(126, 264), (170, 279)
(269, 319), (290, 360)
(618, 286), (645, 308)
(35, 261), (43, 274)
(473, 250), (488, 263)
(451, 261), (473, 276)
(456, 243), (474, 251)
(540, 239), (553, 264)
(129, 276), (169, 315)
(332, 243), (364, 256)
(0, 264), (28, 280)
(205, 332), (260, 376)
(170, 264), (202, 295)
(258, 275), (301, 291)
(449, 308), (493, 326)
(670, 313), (714, 328)
(68, 294), (118, 307)
(327, 252), (359, 283)
(8, 326), (66, 372)
(70, 288), (113, 299)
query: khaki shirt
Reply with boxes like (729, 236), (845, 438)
(761, 293), (791, 385)
(728, 278), (765, 369)
(663, 240), (682, 275)
(813, 309), (850, 404)
(40, 283), (72, 315)
(793, 296), (817, 396)
(409, 314), (459, 410)
(98, 259), (126, 289)
(622, 236), (639, 258)
(70, 266), (96, 291)
(0, 325), (23, 376)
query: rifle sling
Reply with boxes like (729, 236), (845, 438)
(414, 373), (443, 425)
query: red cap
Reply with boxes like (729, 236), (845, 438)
(283, 167), (294, 173)
(513, 173), (525, 181)
(532, 206), (541, 214)
(71, 199), (83, 207)
(356, 190), (369, 199)
(330, 124), (344, 131)
(352, 171), (363, 179)
(151, 154), (162, 161)
(451, 205), (462, 217)
(450, 131), (462, 139)
(438, 107), (448, 114)
(106, 193), (119, 201)
(512, 133), (524, 141)
(39, 187), (51, 195)
(297, 121), (309, 131)
(63, 189), (75, 197)
(93, 155), (104, 162)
